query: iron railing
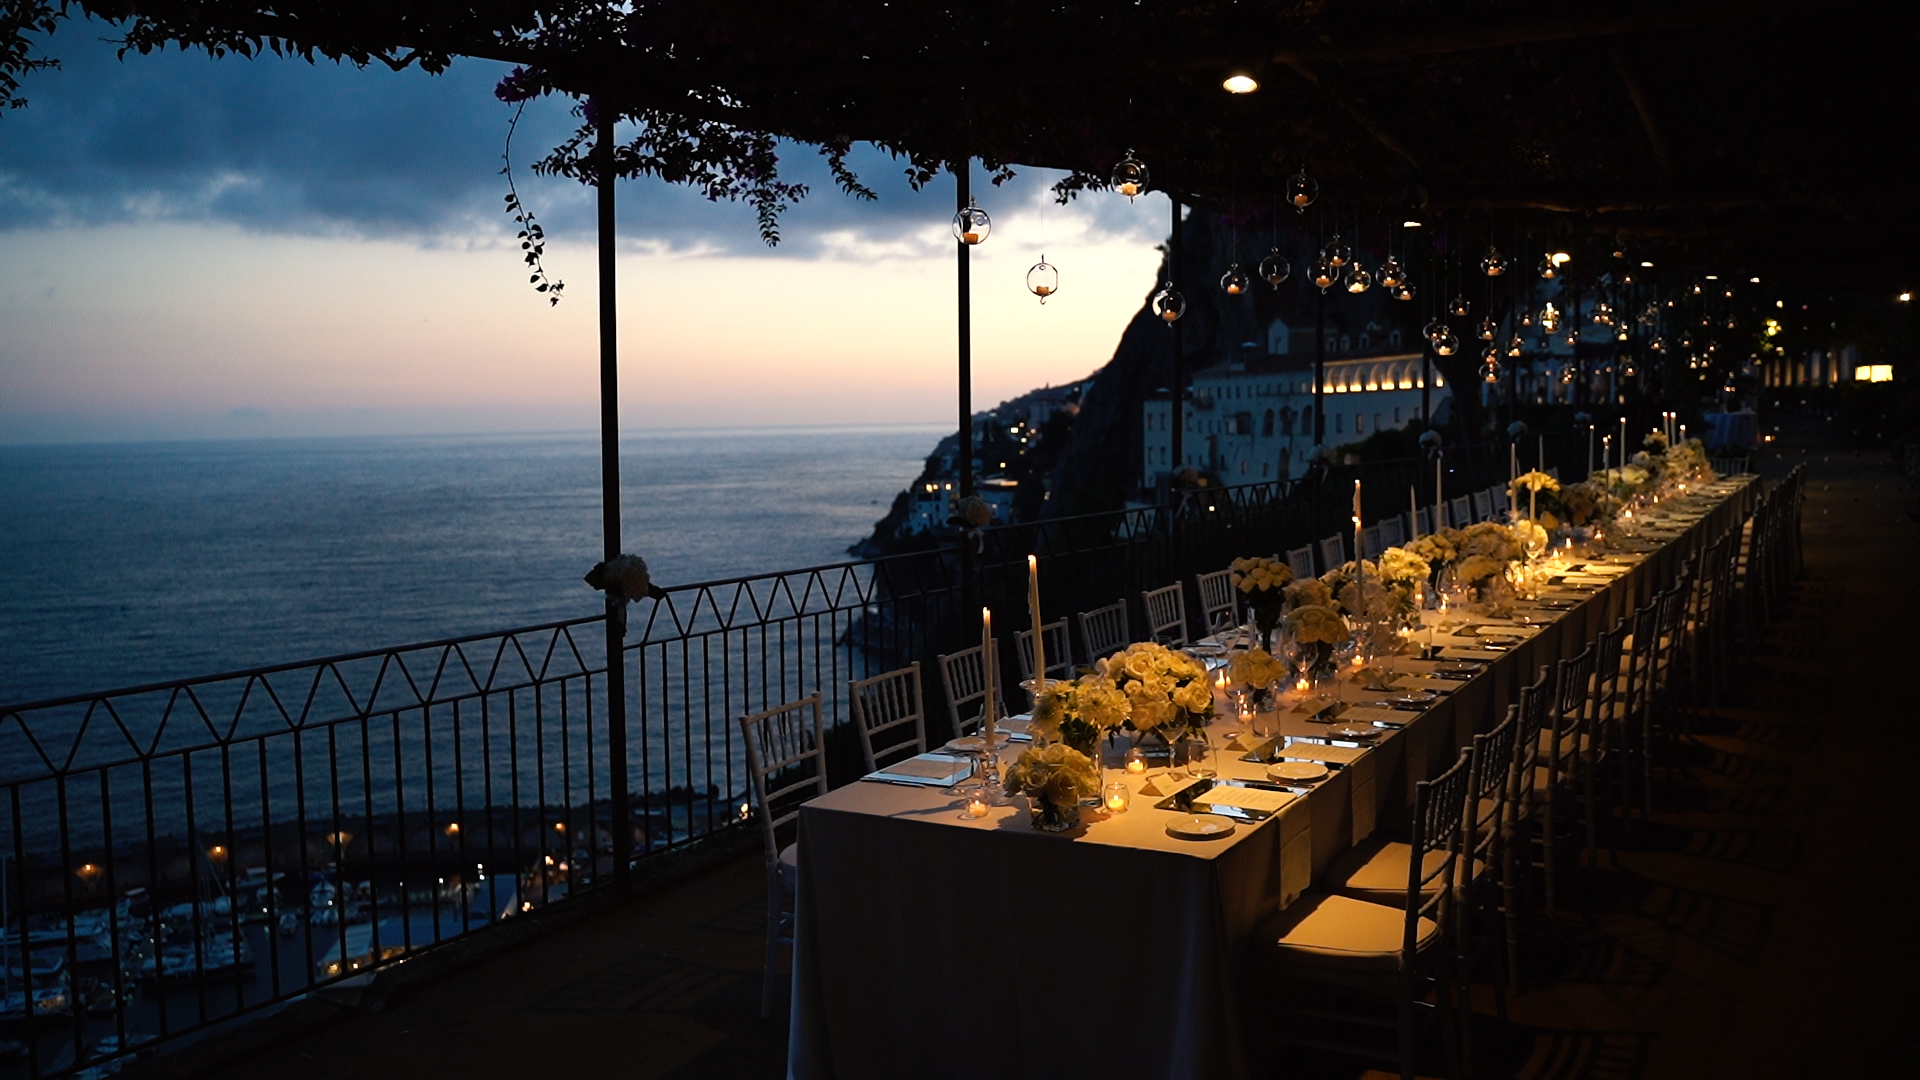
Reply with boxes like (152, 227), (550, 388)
(0, 438), (1587, 1076)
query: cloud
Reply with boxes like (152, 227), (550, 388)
(0, 25), (1168, 259)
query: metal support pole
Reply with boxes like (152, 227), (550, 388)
(1169, 194), (1185, 486)
(956, 162), (974, 502)
(1313, 287), (1327, 445)
(595, 99), (631, 895)
(1421, 347), (1432, 426)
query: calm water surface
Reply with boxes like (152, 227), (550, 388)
(0, 426), (940, 705)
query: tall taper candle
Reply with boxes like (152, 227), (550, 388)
(1409, 486), (1419, 540)
(1586, 422), (1594, 478)
(1620, 418), (1628, 460)
(981, 607), (996, 750)
(1434, 456), (1443, 528)
(1353, 480), (1363, 558)
(1027, 555), (1045, 698)
(1510, 443), (1518, 483)
(1603, 435), (1612, 473)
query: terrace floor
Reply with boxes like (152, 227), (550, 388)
(148, 411), (1920, 1080)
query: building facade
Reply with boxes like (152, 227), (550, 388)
(1141, 319), (1449, 490)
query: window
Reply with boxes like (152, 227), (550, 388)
(1394, 406), (1402, 424)
(1355, 413), (1366, 434)
(1358, 334), (1371, 351)
(1374, 412), (1383, 432)
(1858, 364), (1894, 382)
(1389, 330), (1403, 349)
(1335, 414), (1345, 433)
(1300, 406), (1313, 432)
(1262, 409), (1275, 436)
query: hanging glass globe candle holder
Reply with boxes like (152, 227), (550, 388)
(1638, 305), (1657, 325)
(1480, 246), (1509, 276)
(952, 202), (991, 245)
(1392, 281), (1416, 301)
(1724, 315), (1738, 329)
(1310, 255), (1336, 291)
(1481, 342), (1501, 362)
(1449, 294), (1471, 317)
(1220, 263), (1251, 295)
(1152, 282), (1186, 323)
(1592, 302), (1613, 325)
(1258, 248), (1290, 288)
(1422, 317), (1446, 342)
(1325, 235), (1351, 268)
(1623, 362), (1637, 377)
(1378, 256), (1404, 288)
(1110, 150), (1150, 202)
(1508, 334), (1525, 357)
(1286, 167), (1318, 211)
(1434, 327), (1461, 356)
(1561, 364), (1577, 384)
(1699, 314), (1712, 327)
(1538, 255), (1559, 279)
(1520, 308), (1535, 328)
(1026, 256), (1059, 304)
(1476, 317), (1498, 341)
(1678, 331), (1693, 349)
(1651, 336), (1668, 353)
(1481, 357), (1501, 383)
(1344, 262), (1373, 293)
(1540, 303), (1561, 333)
(1690, 280), (1704, 296)
(1563, 329), (1578, 347)
(1617, 327), (1630, 341)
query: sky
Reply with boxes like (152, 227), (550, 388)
(0, 22), (1171, 444)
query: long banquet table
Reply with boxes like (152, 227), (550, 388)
(786, 475), (1758, 1080)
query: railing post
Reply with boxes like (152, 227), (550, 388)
(595, 97), (632, 896)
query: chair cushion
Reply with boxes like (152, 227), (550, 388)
(1326, 836), (1448, 908)
(1254, 892), (1439, 974)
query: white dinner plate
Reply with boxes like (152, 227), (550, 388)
(1165, 814), (1236, 840)
(943, 732), (1013, 753)
(1390, 690), (1438, 705)
(1268, 761), (1329, 783)
(1327, 724), (1382, 741)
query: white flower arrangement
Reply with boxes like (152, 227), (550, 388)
(1096, 641), (1214, 734)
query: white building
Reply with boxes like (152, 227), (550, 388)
(1141, 319), (1449, 490)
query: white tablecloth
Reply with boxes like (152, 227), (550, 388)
(786, 476), (1757, 1079)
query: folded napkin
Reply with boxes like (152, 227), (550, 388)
(1438, 647), (1506, 661)
(1195, 785), (1293, 814)
(1338, 706), (1406, 726)
(1279, 741), (1366, 766)
(866, 753), (973, 787)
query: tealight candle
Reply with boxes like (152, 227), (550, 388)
(1103, 782), (1131, 813)
(964, 798), (990, 819)
(1124, 748), (1146, 773)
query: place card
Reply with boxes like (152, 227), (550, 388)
(1137, 771), (1193, 798)
(1193, 785), (1294, 814)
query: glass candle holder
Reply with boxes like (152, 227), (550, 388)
(1102, 782), (1131, 814)
(1124, 747), (1147, 773)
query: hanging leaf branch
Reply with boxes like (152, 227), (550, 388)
(501, 100), (563, 305)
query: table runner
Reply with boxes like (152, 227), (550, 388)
(787, 475), (1757, 1080)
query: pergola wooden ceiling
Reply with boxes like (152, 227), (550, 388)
(15, 0), (1911, 290)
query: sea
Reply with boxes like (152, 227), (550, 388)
(0, 425), (943, 707)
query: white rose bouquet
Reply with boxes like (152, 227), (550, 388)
(1004, 743), (1101, 831)
(1097, 641), (1215, 739)
(1030, 674), (1131, 757)
(1230, 555), (1294, 647)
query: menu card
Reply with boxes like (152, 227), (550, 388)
(1194, 785), (1294, 814)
